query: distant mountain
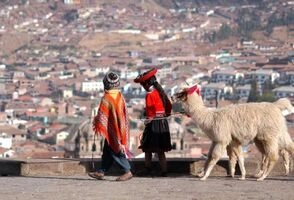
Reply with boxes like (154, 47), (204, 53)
(0, 0), (281, 8)
(154, 0), (280, 8)
(0, 0), (21, 5)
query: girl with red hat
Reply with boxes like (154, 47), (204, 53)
(134, 68), (172, 177)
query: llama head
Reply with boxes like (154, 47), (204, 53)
(171, 84), (203, 116)
(171, 84), (201, 103)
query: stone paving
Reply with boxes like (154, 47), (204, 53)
(1, 174), (294, 200)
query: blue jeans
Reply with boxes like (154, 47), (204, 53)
(98, 140), (131, 174)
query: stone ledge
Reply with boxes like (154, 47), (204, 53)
(0, 157), (292, 177)
(21, 160), (86, 176)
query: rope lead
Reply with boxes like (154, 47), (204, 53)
(130, 111), (186, 122)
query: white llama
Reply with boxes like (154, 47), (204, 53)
(171, 85), (291, 181)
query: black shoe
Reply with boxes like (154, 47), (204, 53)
(161, 172), (168, 177)
(136, 167), (152, 177)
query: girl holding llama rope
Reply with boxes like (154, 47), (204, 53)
(134, 68), (172, 177)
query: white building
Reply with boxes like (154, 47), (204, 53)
(202, 82), (233, 100)
(247, 69), (280, 84)
(64, 0), (80, 4)
(120, 70), (139, 80)
(56, 131), (70, 146)
(59, 72), (74, 80)
(211, 69), (244, 84)
(242, 40), (258, 49)
(235, 84), (251, 100)
(81, 81), (104, 92)
(0, 133), (12, 149)
(286, 71), (294, 85)
(273, 86), (294, 98)
(63, 89), (73, 99)
(0, 149), (14, 158)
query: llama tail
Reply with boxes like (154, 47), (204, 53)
(274, 98), (294, 116)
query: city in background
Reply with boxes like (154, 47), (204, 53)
(0, 0), (294, 160)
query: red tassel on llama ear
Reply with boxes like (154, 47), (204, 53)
(187, 85), (200, 95)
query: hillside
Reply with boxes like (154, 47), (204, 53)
(0, 0), (292, 57)
(155, 0), (271, 8)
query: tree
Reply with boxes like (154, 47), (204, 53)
(262, 79), (274, 94)
(266, 11), (294, 34)
(257, 92), (276, 102)
(49, 2), (58, 11)
(21, 0), (28, 5)
(256, 80), (276, 102)
(64, 9), (79, 23)
(206, 31), (217, 43)
(216, 24), (233, 40)
(237, 10), (261, 38)
(247, 79), (259, 102)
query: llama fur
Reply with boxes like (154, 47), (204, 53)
(255, 98), (294, 177)
(172, 86), (290, 181)
(197, 98), (294, 179)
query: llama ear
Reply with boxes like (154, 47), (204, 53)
(187, 85), (200, 95)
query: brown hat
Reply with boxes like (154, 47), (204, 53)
(134, 68), (157, 83)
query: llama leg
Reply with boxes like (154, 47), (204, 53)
(196, 168), (204, 177)
(286, 143), (294, 174)
(229, 142), (246, 180)
(255, 156), (266, 178)
(235, 145), (246, 180)
(254, 138), (266, 178)
(197, 142), (216, 178)
(257, 140), (279, 181)
(200, 143), (226, 181)
(226, 144), (237, 178)
(280, 149), (290, 176)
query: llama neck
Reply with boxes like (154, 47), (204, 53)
(185, 95), (213, 131)
(188, 105), (212, 129)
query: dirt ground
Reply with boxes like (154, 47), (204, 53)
(1, 174), (294, 200)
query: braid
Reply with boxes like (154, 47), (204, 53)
(143, 75), (171, 114)
(153, 81), (170, 113)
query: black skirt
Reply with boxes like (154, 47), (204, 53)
(139, 118), (172, 153)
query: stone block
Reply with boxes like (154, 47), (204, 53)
(21, 160), (86, 176)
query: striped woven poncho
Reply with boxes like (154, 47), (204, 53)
(92, 89), (129, 153)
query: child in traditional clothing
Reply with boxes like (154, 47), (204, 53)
(134, 68), (172, 177)
(88, 72), (132, 181)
